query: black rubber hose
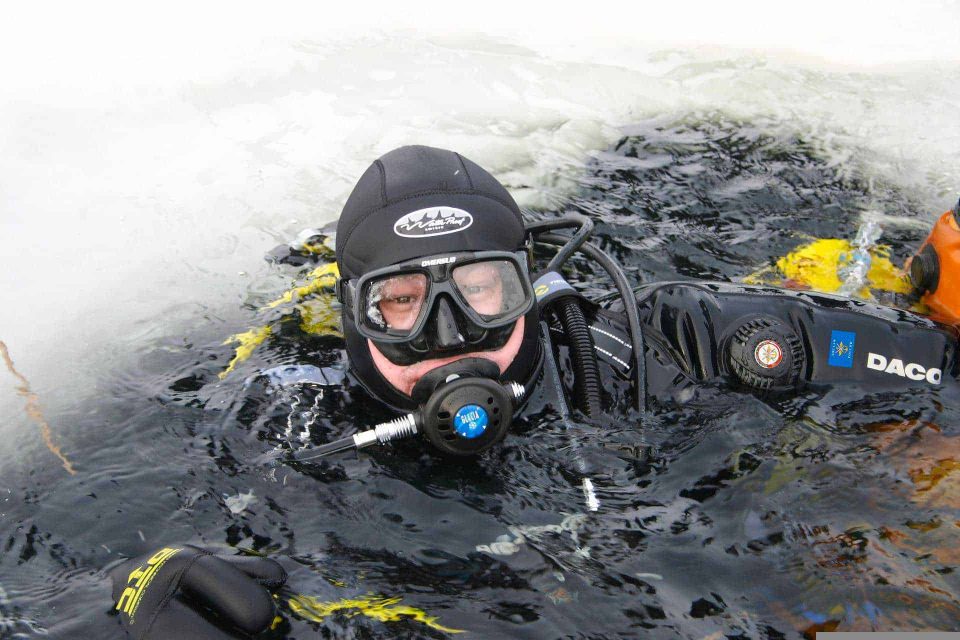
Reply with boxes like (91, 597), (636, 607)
(525, 214), (594, 276)
(554, 296), (604, 417)
(536, 233), (647, 414)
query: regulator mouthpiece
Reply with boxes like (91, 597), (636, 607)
(296, 377), (524, 460)
(419, 377), (524, 456)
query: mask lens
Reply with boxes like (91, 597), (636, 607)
(452, 260), (527, 320)
(363, 272), (429, 335)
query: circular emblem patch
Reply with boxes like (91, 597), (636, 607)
(454, 404), (488, 439)
(754, 339), (784, 369)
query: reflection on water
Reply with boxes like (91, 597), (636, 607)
(1, 114), (958, 638)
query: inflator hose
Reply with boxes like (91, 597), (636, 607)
(525, 213), (594, 277)
(535, 232), (647, 413)
(554, 296), (604, 417)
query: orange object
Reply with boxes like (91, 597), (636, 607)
(911, 207), (960, 324)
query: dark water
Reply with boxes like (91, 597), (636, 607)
(2, 114), (958, 638)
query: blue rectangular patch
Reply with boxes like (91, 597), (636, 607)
(828, 330), (856, 368)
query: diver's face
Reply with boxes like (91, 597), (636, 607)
(363, 259), (525, 398)
(367, 316), (526, 397)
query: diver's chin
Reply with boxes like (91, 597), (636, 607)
(367, 317), (526, 398)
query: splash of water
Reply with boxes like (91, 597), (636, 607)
(838, 214), (885, 297)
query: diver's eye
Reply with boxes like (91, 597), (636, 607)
(462, 284), (491, 296)
(367, 273), (429, 332)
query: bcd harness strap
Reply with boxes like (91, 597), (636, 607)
(533, 271), (635, 376)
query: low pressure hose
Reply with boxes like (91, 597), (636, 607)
(525, 213), (595, 277)
(554, 296), (604, 417)
(536, 232), (647, 414)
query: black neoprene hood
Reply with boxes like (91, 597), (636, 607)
(335, 145), (526, 279)
(334, 145), (542, 412)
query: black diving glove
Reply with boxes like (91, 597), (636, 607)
(110, 545), (287, 639)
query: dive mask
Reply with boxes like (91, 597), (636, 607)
(336, 251), (535, 364)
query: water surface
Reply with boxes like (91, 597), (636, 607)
(2, 110), (958, 638)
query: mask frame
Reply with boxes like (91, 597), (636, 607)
(336, 250), (535, 344)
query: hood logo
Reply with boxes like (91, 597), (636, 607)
(394, 207), (473, 238)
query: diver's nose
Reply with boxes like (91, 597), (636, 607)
(430, 297), (466, 350)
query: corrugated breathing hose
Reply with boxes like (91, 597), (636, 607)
(554, 296), (604, 417)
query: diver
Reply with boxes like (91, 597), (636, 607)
(108, 145), (960, 638)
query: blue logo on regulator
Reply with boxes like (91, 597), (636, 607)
(454, 404), (488, 439)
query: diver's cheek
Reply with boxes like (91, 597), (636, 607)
(488, 316), (525, 373)
(367, 341), (417, 396)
